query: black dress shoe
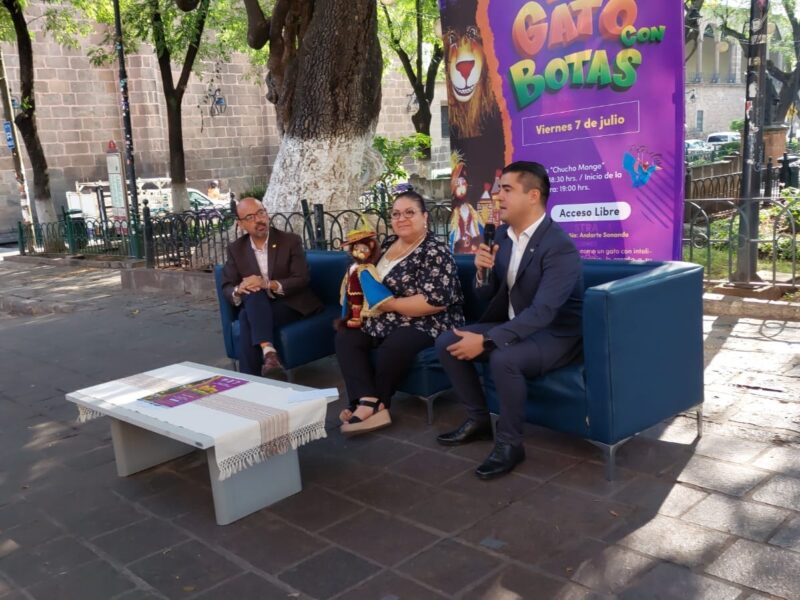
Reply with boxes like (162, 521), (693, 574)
(437, 419), (493, 446)
(475, 442), (525, 480)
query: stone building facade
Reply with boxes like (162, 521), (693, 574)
(0, 1), (452, 234)
(684, 19), (786, 141)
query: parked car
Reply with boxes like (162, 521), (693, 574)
(188, 188), (228, 212)
(685, 139), (714, 160)
(706, 131), (741, 147)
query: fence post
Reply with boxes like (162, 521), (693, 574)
(62, 205), (76, 254)
(763, 156), (773, 197)
(685, 166), (693, 200)
(780, 152), (791, 186)
(143, 198), (155, 268)
(313, 203), (326, 250)
(17, 221), (25, 256)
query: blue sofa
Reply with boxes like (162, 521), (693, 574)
(214, 251), (350, 373)
(215, 251), (705, 479)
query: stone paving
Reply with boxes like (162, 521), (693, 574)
(0, 260), (799, 600)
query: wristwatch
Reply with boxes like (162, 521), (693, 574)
(233, 285), (240, 297)
(482, 335), (497, 352)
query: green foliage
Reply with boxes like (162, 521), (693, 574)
(0, 7), (13, 42)
(378, 0), (441, 70)
(372, 133), (431, 190)
(704, 192), (800, 262)
(717, 141), (740, 156)
(86, 0), (242, 75)
(0, 0), (94, 47)
(729, 119), (744, 135)
(239, 183), (266, 201)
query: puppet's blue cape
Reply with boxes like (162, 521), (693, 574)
(340, 264), (393, 319)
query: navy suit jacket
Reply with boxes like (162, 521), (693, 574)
(476, 216), (584, 347)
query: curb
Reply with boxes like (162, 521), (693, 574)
(703, 292), (800, 322)
(0, 294), (77, 316)
(2, 255), (144, 269)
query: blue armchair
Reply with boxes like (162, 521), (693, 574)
(213, 250), (350, 374)
(451, 259), (705, 479)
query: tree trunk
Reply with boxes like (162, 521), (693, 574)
(2, 0), (55, 224)
(166, 97), (189, 211)
(149, 0), (208, 214)
(262, 0), (383, 212)
(412, 101), (432, 159)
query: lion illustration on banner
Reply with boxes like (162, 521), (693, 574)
(445, 24), (497, 139)
(440, 0), (506, 254)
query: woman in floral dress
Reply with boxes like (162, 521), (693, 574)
(336, 190), (465, 435)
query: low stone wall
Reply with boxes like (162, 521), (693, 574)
(120, 268), (216, 300)
(3, 254), (144, 269)
(703, 293), (800, 322)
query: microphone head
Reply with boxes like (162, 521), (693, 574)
(484, 223), (496, 246)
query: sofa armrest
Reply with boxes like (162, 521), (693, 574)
(583, 262), (704, 444)
(214, 265), (239, 360)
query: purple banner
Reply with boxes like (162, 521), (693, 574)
(141, 375), (248, 408)
(439, 0), (685, 260)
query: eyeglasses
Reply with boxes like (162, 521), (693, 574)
(390, 209), (421, 220)
(239, 209), (267, 223)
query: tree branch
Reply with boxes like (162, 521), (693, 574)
(176, 0), (210, 97)
(243, 0), (271, 50)
(424, 43), (442, 103)
(2, 0), (34, 113)
(781, 0), (800, 62)
(148, 0), (174, 95)
(684, 0), (704, 64)
(382, 3), (421, 93)
(415, 0), (422, 83)
(767, 60), (790, 84)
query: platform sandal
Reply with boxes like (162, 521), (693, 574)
(340, 399), (392, 437)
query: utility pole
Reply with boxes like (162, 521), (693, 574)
(0, 49), (33, 226)
(113, 0), (141, 258)
(735, 0), (769, 284)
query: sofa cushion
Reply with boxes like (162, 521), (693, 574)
(454, 254), (488, 324)
(582, 260), (662, 289)
(306, 250), (350, 306)
(274, 305), (341, 370)
(482, 363), (590, 438)
(396, 346), (452, 397)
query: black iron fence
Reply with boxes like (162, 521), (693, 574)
(147, 201), (453, 270)
(17, 208), (135, 259)
(684, 195), (798, 285)
(688, 155), (790, 201)
(17, 196), (799, 287)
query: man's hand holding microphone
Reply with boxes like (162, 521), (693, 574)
(475, 223), (498, 286)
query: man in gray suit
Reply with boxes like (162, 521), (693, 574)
(435, 161), (584, 479)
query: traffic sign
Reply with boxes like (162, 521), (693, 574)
(3, 121), (15, 151)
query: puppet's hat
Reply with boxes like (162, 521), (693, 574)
(341, 215), (378, 246)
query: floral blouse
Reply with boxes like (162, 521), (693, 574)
(363, 232), (465, 339)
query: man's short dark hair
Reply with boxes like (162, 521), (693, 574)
(502, 161), (550, 206)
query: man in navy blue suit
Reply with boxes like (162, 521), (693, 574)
(435, 161), (584, 479)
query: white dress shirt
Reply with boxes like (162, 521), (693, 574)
(232, 233), (283, 306)
(506, 214), (545, 319)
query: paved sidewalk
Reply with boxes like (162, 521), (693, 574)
(0, 261), (799, 599)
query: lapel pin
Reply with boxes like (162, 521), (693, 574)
(272, 244), (277, 248)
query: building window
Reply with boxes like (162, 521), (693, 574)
(696, 110), (704, 132)
(441, 105), (450, 139)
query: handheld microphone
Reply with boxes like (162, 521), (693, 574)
(481, 223), (496, 285)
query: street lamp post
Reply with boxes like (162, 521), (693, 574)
(735, 0), (769, 284)
(112, 0), (142, 258)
